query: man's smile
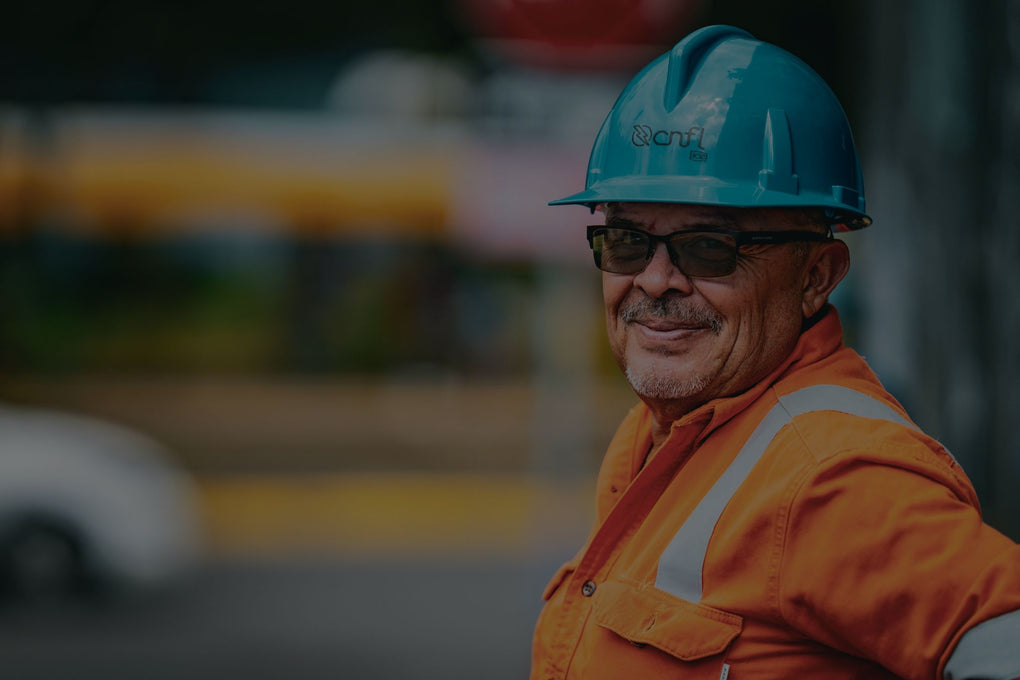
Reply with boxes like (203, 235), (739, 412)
(629, 316), (713, 344)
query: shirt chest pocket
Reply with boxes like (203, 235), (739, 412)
(588, 579), (742, 678)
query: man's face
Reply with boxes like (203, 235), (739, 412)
(601, 202), (824, 411)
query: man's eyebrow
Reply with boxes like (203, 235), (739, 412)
(604, 215), (644, 228)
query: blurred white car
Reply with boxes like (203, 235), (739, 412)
(0, 403), (200, 601)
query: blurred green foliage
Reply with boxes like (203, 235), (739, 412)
(0, 232), (541, 376)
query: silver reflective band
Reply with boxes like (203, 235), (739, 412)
(781, 385), (957, 465)
(943, 608), (1020, 680)
(779, 384), (916, 432)
(655, 385), (929, 602)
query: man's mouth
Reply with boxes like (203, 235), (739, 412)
(619, 295), (723, 335)
(630, 317), (711, 342)
(632, 317), (708, 332)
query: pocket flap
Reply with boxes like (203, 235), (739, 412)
(592, 580), (742, 661)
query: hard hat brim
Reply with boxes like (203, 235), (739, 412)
(549, 176), (871, 230)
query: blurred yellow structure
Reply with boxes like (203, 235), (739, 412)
(197, 472), (594, 558)
(0, 111), (452, 238)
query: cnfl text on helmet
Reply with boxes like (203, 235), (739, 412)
(631, 125), (708, 162)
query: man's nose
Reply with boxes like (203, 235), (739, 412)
(632, 242), (694, 297)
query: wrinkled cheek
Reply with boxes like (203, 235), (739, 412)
(747, 305), (798, 367)
(744, 315), (776, 357)
(707, 331), (740, 376)
(710, 316), (761, 375)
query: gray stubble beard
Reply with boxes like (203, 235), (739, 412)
(619, 293), (722, 401)
(625, 365), (712, 401)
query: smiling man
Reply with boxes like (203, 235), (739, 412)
(531, 26), (1020, 680)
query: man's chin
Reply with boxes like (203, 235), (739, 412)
(625, 366), (710, 401)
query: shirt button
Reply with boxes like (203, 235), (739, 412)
(581, 580), (597, 597)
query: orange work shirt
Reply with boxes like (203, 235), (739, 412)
(531, 308), (1020, 680)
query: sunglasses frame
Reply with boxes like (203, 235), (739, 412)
(586, 224), (833, 277)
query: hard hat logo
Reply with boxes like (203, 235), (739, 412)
(631, 125), (706, 151)
(630, 125), (652, 146)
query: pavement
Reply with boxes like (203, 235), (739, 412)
(195, 471), (596, 560)
(0, 556), (563, 680)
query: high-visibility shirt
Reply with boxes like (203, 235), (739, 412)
(531, 308), (1020, 680)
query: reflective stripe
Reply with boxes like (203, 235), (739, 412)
(779, 384), (917, 432)
(943, 608), (1020, 680)
(655, 392), (798, 601)
(782, 384), (957, 464)
(655, 384), (923, 602)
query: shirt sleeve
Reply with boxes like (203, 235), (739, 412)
(776, 443), (1020, 680)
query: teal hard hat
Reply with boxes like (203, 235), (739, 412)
(551, 25), (871, 230)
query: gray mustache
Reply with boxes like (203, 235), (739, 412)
(620, 296), (724, 333)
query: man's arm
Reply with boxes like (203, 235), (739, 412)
(776, 451), (1020, 680)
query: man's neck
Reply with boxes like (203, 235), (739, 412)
(643, 396), (704, 448)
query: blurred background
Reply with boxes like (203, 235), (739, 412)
(0, 0), (1017, 678)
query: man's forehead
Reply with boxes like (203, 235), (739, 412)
(600, 202), (816, 230)
(601, 202), (741, 225)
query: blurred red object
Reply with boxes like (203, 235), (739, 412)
(456, 0), (705, 71)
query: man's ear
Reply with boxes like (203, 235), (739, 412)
(801, 240), (850, 318)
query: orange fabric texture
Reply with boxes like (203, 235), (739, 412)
(531, 308), (1020, 679)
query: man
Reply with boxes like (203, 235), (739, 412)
(531, 25), (1020, 680)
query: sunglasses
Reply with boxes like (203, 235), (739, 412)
(586, 225), (833, 278)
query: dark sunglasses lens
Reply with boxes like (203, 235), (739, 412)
(672, 232), (738, 277)
(592, 228), (650, 274)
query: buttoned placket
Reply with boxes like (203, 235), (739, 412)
(543, 411), (713, 679)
